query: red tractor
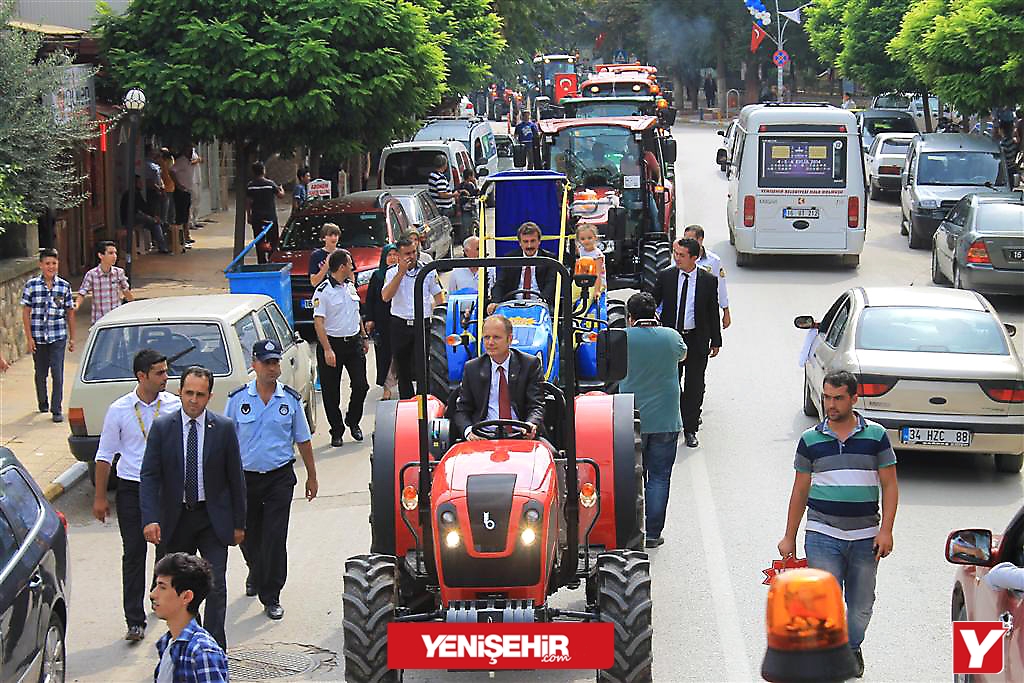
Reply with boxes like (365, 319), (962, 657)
(343, 255), (653, 682)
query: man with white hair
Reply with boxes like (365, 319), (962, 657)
(449, 236), (494, 294)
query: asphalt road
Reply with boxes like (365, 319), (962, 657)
(57, 122), (1024, 682)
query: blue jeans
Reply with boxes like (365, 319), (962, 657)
(641, 432), (679, 539)
(33, 339), (66, 415)
(804, 530), (879, 651)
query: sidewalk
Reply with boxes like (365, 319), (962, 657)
(0, 207), (249, 500)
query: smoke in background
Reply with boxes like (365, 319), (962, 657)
(645, 1), (714, 73)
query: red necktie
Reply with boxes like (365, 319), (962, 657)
(523, 266), (532, 293)
(497, 366), (512, 419)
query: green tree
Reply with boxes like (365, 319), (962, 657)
(887, 0), (946, 88)
(417, 0), (505, 96)
(836, 0), (916, 93)
(0, 0), (97, 223)
(805, 0), (846, 67)
(902, 0), (1024, 113)
(96, 0), (446, 254)
(491, 0), (592, 82)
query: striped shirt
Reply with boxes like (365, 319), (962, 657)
(428, 170), (453, 210)
(794, 413), (896, 541)
(78, 265), (130, 323)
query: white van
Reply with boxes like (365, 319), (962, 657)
(379, 139), (472, 193)
(413, 116), (498, 178)
(726, 103), (867, 267)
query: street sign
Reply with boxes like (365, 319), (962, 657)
(772, 49), (789, 68)
(308, 179), (331, 198)
(613, 50), (627, 64)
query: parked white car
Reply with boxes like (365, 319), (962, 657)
(67, 294), (316, 482)
(866, 132), (917, 199)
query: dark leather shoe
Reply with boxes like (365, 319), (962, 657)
(245, 579), (257, 597)
(331, 434), (344, 448)
(265, 603), (284, 620)
(644, 537), (665, 548)
(348, 424), (364, 441)
(853, 649), (864, 678)
(125, 624), (145, 642)
(684, 432), (699, 448)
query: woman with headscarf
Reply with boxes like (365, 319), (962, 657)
(366, 244), (400, 398)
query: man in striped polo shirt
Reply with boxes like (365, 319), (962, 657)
(427, 155), (455, 221)
(777, 370), (899, 679)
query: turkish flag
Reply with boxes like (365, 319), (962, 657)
(595, 32), (606, 51)
(554, 73), (578, 103)
(751, 23), (767, 52)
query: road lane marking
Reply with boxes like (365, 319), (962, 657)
(687, 449), (754, 681)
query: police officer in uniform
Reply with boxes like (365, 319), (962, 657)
(225, 339), (317, 620)
(381, 236), (445, 399)
(313, 249), (370, 447)
(683, 225), (732, 329)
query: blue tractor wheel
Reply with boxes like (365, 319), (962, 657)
(428, 305), (453, 403)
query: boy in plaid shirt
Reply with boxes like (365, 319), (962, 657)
(75, 241), (133, 324)
(21, 248), (75, 422)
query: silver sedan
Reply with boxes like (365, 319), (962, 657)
(931, 191), (1024, 294)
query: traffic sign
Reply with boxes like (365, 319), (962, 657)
(772, 49), (789, 67)
(308, 178), (331, 198)
(613, 50), (627, 64)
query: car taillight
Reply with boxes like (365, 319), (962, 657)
(857, 377), (896, 397)
(966, 240), (991, 264)
(848, 196), (860, 228)
(68, 408), (87, 436)
(980, 380), (1024, 403)
(878, 165), (901, 175)
(743, 195), (755, 227)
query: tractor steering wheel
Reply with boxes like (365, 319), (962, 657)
(470, 419), (535, 440)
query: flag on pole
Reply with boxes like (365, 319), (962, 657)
(780, 8), (802, 23)
(751, 23), (767, 52)
(595, 32), (607, 51)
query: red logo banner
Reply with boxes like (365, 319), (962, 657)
(953, 621), (1006, 675)
(387, 623), (614, 670)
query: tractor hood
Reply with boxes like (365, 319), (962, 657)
(437, 440), (557, 494)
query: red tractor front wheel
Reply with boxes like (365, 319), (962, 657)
(343, 554), (401, 683)
(595, 550), (653, 682)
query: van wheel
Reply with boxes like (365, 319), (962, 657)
(908, 221), (927, 249)
(840, 254), (859, 268)
(995, 453), (1023, 474)
(735, 250), (754, 267)
(728, 224), (735, 246)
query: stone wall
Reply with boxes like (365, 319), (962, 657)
(0, 258), (41, 365)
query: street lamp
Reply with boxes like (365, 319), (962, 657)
(122, 88), (145, 283)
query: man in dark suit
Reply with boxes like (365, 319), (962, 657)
(652, 237), (722, 448)
(454, 315), (546, 440)
(141, 366), (246, 649)
(488, 222), (558, 312)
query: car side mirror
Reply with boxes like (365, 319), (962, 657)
(1005, 323), (1017, 338)
(793, 315), (818, 330)
(596, 328), (628, 383)
(662, 138), (677, 165)
(717, 129), (726, 137)
(946, 529), (995, 566)
(606, 207), (627, 242)
(513, 144), (528, 168)
(476, 166), (489, 177)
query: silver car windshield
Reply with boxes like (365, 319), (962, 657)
(916, 152), (1004, 186)
(857, 307), (1009, 355)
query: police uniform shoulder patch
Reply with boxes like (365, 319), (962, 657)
(226, 384), (247, 398)
(700, 264), (713, 273)
(279, 404), (289, 415)
(720, 267), (727, 278)
(240, 403), (251, 415)
(283, 384), (302, 401)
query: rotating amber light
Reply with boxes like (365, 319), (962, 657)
(574, 257), (599, 278)
(656, 97), (669, 110)
(766, 568), (848, 651)
(401, 485), (418, 511)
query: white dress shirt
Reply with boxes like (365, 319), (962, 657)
(676, 268), (697, 331)
(180, 409), (207, 502)
(696, 249), (729, 309)
(449, 267), (494, 294)
(384, 264), (443, 321)
(96, 389), (181, 482)
(312, 277), (361, 336)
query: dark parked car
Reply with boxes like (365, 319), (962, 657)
(932, 191), (1024, 294)
(270, 191), (411, 337)
(387, 187), (456, 253)
(0, 447), (68, 682)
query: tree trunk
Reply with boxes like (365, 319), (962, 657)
(309, 147), (322, 179)
(233, 140), (249, 257)
(922, 90), (933, 133)
(716, 51), (728, 116)
(744, 56), (760, 105)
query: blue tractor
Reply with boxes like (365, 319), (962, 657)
(427, 170), (626, 402)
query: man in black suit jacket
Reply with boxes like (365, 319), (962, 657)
(141, 366), (246, 649)
(454, 315), (546, 440)
(652, 237), (722, 448)
(488, 222), (558, 311)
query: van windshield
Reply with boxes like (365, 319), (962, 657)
(84, 323), (230, 381)
(383, 151), (448, 187)
(758, 137), (848, 189)
(863, 116), (917, 136)
(916, 152), (1005, 186)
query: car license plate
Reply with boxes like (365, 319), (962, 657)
(900, 427), (971, 447)
(1004, 248), (1024, 262)
(783, 207), (819, 219)
(301, 299), (313, 309)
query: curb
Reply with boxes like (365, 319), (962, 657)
(42, 461), (88, 502)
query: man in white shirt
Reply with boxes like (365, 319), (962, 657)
(449, 235), (494, 294)
(94, 349), (181, 643)
(381, 237), (445, 399)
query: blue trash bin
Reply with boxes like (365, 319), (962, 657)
(224, 222), (295, 326)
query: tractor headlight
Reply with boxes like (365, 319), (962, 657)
(445, 530), (461, 548)
(524, 508), (541, 523)
(520, 527), (537, 546)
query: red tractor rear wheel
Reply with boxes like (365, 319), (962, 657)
(343, 554), (400, 683)
(595, 550), (654, 682)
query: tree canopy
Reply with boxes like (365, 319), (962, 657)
(417, 0), (505, 96)
(836, 0), (920, 93)
(805, 0), (846, 67)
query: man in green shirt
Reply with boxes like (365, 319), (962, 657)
(618, 292), (687, 548)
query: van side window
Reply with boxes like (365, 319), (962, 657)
(474, 139), (484, 163)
